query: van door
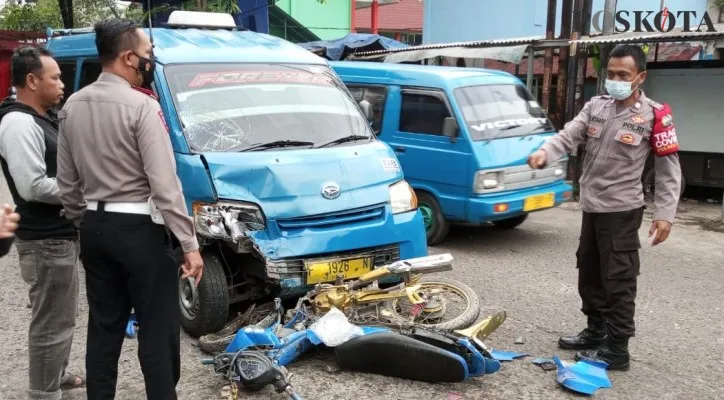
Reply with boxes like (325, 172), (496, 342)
(386, 86), (472, 220)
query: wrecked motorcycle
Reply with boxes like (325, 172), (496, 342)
(292, 253), (481, 330)
(204, 350), (304, 400)
(205, 305), (507, 386)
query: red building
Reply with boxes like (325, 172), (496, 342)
(354, 0), (423, 45)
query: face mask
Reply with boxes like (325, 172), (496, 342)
(605, 74), (641, 100)
(133, 53), (156, 89)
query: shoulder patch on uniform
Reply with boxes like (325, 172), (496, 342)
(646, 98), (664, 110)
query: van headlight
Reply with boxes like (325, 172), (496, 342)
(473, 171), (504, 193)
(192, 201), (265, 242)
(389, 180), (417, 214)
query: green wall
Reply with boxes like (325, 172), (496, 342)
(275, 0), (351, 40)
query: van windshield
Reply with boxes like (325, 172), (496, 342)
(164, 63), (372, 152)
(453, 84), (554, 141)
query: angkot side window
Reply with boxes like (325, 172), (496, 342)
(79, 60), (102, 89)
(399, 91), (451, 136)
(58, 61), (76, 103)
(347, 85), (387, 134)
(164, 63), (372, 152)
(454, 84), (554, 141)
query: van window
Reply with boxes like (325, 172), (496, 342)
(58, 61), (76, 104)
(347, 85), (387, 134)
(399, 92), (451, 136)
(164, 63), (372, 152)
(454, 84), (554, 141)
(79, 61), (102, 89)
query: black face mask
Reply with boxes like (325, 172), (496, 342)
(133, 53), (156, 89)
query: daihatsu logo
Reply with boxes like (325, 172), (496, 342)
(321, 183), (341, 200)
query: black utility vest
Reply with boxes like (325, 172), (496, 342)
(0, 102), (76, 240)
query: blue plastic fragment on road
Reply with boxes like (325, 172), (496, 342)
(552, 356), (611, 395)
(125, 313), (138, 339)
(489, 350), (528, 361)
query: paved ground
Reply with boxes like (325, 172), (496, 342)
(0, 177), (722, 400)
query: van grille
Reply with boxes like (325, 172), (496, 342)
(266, 244), (401, 276)
(276, 203), (386, 230)
(502, 161), (567, 191)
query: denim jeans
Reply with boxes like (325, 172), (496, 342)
(16, 238), (80, 400)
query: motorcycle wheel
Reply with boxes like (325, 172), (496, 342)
(382, 276), (481, 331)
(198, 302), (276, 355)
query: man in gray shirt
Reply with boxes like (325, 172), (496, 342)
(0, 46), (84, 400)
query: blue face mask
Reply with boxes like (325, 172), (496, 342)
(605, 75), (641, 100)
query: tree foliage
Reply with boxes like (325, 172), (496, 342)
(0, 0), (144, 30)
(0, 0), (333, 31)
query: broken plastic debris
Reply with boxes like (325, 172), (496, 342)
(553, 356), (611, 395)
(125, 313), (138, 339)
(308, 307), (364, 347)
(532, 357), (557, 371)
(489, 350), (528, 361)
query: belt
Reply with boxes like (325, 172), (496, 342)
(86, 200), (150, 215)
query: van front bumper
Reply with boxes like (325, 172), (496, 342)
(466, 180), (573, 224)
(248, 206), (428, 297)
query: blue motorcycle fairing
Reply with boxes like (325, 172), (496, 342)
(456, 338), (501, 376)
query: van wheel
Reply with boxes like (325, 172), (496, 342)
(643, 166), (686, 203)
(493, 214), (528, 229)
(417, 191), (450, 246)
(179, 250), (229, 338)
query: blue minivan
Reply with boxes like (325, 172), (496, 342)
(46, 12), (426, 337)
(331, 61), (573, 245)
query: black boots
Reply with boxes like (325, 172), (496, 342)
(574, 339), (631, 371)
(558, 321), (607, 350)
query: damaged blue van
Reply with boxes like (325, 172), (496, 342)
(331, 61), (573, 245)
(46, 11), (426, 337)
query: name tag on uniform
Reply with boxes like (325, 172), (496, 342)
(614, 131), (643, 146)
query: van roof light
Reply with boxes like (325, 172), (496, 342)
(166, 10), (237, 29)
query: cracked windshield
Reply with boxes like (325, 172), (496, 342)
(455, 84), (554, 141)
(165, 63), (372, 152)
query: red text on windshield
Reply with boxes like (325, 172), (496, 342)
(188, 71), (334, 88)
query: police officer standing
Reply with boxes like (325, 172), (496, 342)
(528, 44), (682, 371)
(56, 19), (204, 399)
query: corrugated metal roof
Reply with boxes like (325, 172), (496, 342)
(356, 0), (423, 32)
(352, 36), (544, 56)
(571, 23), (724, 44)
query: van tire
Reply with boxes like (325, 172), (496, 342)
(179, 250), (229, 338)
(493, 214), (528, 229)
(416, 191), (450, 246)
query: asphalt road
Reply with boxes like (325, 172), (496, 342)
(0, 177), (722, 400)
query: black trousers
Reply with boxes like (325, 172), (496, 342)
(576, 206), (644, 342)
(80, 206), (180, 400)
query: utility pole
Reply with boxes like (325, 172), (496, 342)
(554, 0), (573, 130)
(569, 0), (593, 198)
(542, 0), (557, 117)
(596, 0), (617, 94)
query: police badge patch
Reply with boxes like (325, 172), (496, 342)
(661, 114), (673, 127)
(631, 115), (646, 124)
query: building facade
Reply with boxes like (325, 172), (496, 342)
(355, 0), (423, 45)
(423, 0), (713, 44)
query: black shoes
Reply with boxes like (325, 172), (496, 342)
(558, 327), (607, 350)
(574, 341), (631, 371)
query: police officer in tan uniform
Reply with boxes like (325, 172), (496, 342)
(56, 19), (204, 399)
(528, 44), (682, 371)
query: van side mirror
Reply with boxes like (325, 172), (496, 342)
(359, 100), (373, 120)
(442, 117), (458, 142)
